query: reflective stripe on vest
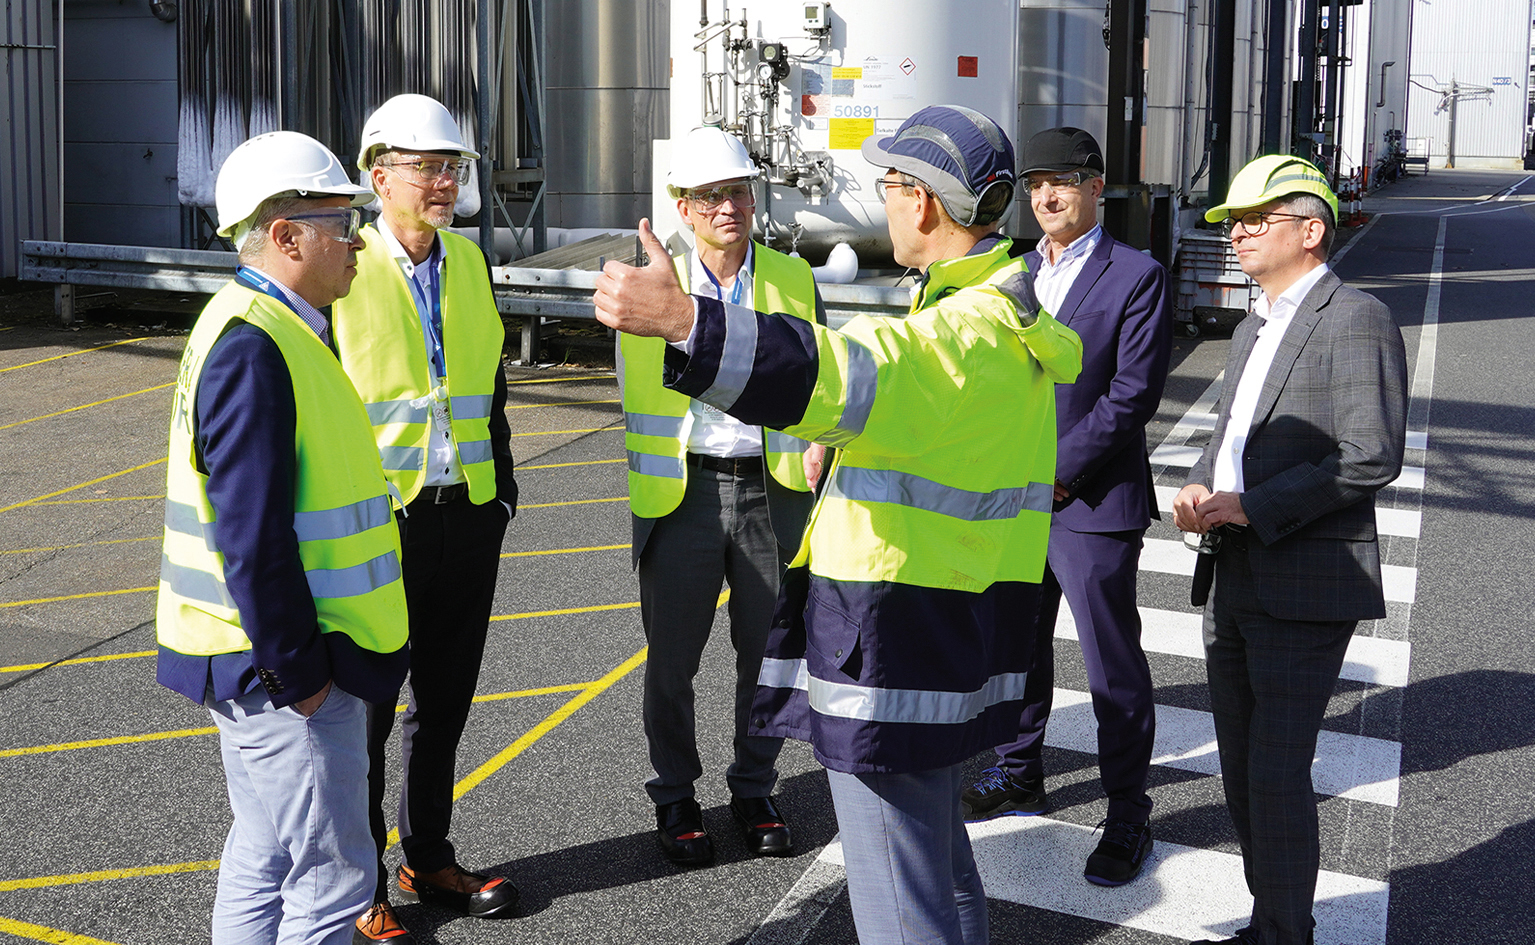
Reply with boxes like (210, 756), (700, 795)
(827, 467), (1055, 521)
(155, 283), (408, 658)
(332, 227), (504, 506)
(758, 657), (1029, 725)
(620, 243), (818, 519)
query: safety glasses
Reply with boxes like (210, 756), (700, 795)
(380, 158), (472, 185)
(285, 207), (362, 244)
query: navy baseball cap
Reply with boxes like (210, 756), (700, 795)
(861, 105), (1016, 226)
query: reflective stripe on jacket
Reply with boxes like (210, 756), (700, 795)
(156, 283), (408, 658)
(332, 226), (504, 506)
(619, 242), (817, 520)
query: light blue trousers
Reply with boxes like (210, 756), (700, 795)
(207, 685), (373, 945)
(826, 764), (988, 945)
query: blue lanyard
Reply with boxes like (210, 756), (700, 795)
(403, 257), (445, 378)
(700, 260), (746, 306)
(234, 266), (298, 314)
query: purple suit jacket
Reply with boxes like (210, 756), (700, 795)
(1028, 232), (1172, 533)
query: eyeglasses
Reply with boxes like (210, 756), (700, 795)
(874, 175), (932, 204)
(1024, 171), (1096, 194)
(380, 159), (472, 185)
(685, 183), (755, 210)
(1220, 210), (1311, 237)
(285, 207), (362, 243)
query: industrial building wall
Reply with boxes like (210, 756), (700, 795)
(1407, 0), (1532, 165)
(1018, 0), (1109, 155)
(62, 1), (180, 247)
(543, 0), (668, 229)
(1339, 0), (1413, 180)
(1, 0), (60, 279)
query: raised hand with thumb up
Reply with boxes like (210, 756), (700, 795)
(593, 219), (695, 342)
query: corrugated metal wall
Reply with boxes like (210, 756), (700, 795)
(1407, 0), (1532, 164)
(1, 0), (61, 279)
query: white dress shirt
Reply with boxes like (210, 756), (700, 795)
(1033, 224), (1104, 317)
(375, 221), (464, 487)
(1211, 263), (1331, 494)
(684, 245), (763, 458)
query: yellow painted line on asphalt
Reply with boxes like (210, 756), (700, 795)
(507, 398), (619, 409)
(518, 458), (625, 470)
(0, 860), (221, 893)
(489, 601), (638, 621)
(0, 383), (174, 432)
(0, 650), (156, 674)
(507, 374), (613, 385)
(0, 726), (218, 758)
(32, 495), (163, 507)
(509, 426), (621, 438)
(1, 536), (158, 556)
(472, 682), (590, 703)
(0, 457), (166, 516)
(0, 914), (125, 944)
(502, 543), (627, 558)
(0, 587), (155, 609)
(452, 646), (647, 799)
(0, 337), (145, 374)
(518, 496), (625, 509)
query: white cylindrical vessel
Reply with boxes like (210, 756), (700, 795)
(659, 0), (1020, 263)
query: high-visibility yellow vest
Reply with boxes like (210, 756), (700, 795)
(620, 243), (817, 519)
(332, 226), (504, 506)
(156, 283), (409, 657)
(786, 239), (1082, 591)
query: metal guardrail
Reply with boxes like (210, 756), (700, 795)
(21, 241), (912, 358)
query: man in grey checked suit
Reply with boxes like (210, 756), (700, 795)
(1173, 155), (1407, 945)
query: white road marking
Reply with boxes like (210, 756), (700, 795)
(1053, 606), (1412, 687)
(1044, 688), (1402, 806)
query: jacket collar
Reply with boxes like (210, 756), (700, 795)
(913, 236), (1017, 310)
(1242, 269), (1343, 436)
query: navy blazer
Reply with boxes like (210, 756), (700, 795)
(1027, 232), (1172, 533)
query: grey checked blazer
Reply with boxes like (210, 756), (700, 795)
(1191, 269), (1408, 622)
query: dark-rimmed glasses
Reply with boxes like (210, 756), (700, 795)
(285, 207), (362, 243)
(1220, 211), (1311, 237)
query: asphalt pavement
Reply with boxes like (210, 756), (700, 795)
(1, 165), (1531, 944)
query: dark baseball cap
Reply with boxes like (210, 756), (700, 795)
(861, 105), (1016, 226)
(1020, 127), (1105, 175)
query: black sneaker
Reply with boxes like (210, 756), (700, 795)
(1084, 817), (1152, 886)
(959, 766), (1048, 821)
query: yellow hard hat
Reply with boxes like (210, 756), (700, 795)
(1205, 155), (1339, 224)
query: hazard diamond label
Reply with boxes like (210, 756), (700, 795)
(900, 58), (916, 75)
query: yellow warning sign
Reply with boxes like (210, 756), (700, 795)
(828, 118), (876, 150)
(832, 67), (863, 80)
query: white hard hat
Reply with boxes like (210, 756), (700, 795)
(215, 131), (374, 238)
(357, 93), (480, 171)
(667, 126), (759, 196)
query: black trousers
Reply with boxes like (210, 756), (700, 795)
(367, 494), (509, 899)
(1205, 536), (1353, 945)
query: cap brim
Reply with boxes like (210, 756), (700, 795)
(861, 134), (898, 168)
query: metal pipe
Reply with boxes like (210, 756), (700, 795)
(1260, 0), (1287, 152)
(1295, 0), (1320, 161)
(477, 0), (494, 262)
(1208, 0), (1235, 206)
(1323, 0), (1342, 181)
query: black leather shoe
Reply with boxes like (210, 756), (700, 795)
(960, 766), (1048, 820)
(731, 795), (794, 857)
(1083, 818), (1153, 886)
(656, 797), (715, 866)
(353, 901), (414, 943)
(1190, 927), (1260, 944)
(396, 863), (519, 919)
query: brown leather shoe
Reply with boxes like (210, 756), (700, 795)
(396, 862), (519, 919)
(353, 901), (414, 944)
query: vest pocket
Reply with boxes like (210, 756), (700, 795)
(804, 583), (863, 681)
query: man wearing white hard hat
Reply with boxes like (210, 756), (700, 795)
(155, 131), (408, 945)
(330, 94), (519, 943)
(1173, 155), (1406, 945)
(621, 126), (823, 866)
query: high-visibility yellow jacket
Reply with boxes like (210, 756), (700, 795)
(619, 243), (818, 520)
(657, 235), (1083, 773)
(156, 283), (408, 663)
(332, 226), (505, 506)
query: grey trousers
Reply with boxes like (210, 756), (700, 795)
(826, 764), (988, 945)
(638, 464), (786, 805)
(1206, 540), (1353, 945)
